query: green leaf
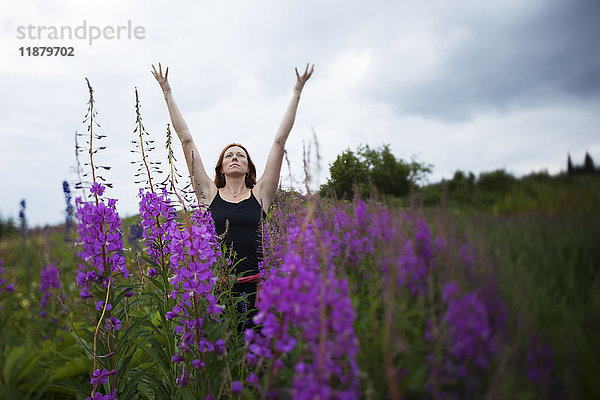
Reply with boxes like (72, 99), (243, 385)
(53, 356), (90, 380)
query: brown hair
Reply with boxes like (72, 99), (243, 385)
(214, 143), (257, 189)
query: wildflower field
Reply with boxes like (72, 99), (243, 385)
(1, 81), (599, 400)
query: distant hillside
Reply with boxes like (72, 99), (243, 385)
(416, 170), (600, 215)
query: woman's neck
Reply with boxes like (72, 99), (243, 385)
(222, 176), (248, 198)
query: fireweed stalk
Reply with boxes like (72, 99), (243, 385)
(39, 263), (65, 322)
(146, 121), (225, 392)
(163, 192), (224, 391)
(424, 236), (508, 400)
(246, 220), (360, 399)
(132, 89), (175, 284)
(132, 87), (162, 192)
(257, 203), (293, 280)
(138, 189), (176, 277)
(424, 281), (498, 399)
(333, 202), (432, 397)
(75, 185), (127, 400)
(75, 79), (128, 400)
(133, 93), (228, 395)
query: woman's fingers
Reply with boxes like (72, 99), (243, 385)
(306, 64), (315, 79)
(295, 63), (315, 83)
(151, 63), (169, 84)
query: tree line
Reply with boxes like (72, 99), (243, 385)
(320, 144), (599, 202)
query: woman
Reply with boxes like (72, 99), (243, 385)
(151, 62), (314, 328)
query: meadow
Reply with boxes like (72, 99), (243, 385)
(0, 82), (598, 400)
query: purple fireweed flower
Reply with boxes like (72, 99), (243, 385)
(164, 208), (224, 386)
(396, 238), (432, 297)
(327, 202), (375, 264)
(428, 281), (500, 399)
(391, 218), (439, 297)
(87, 368), (118, 400)
(367, 208), (395, 243)
(39, 264), (62, 315)
(354, 199), (368, 226)
(259, 208), (287, 274)
(90, 368), (118, 385)
(40, 264), (60, 293)
(247, 223), (360, 399)
(95, 301), (112, 311)
(90, 182), (105, 196)
(176, 365), (189, 387)
(231, 380), (243, 395)
(104, 316), (121, 331)
(414, 218), (432, 263)
(75, 185), (129, 299)
(246, 372), (259, 386)
(441, 281), (460, 302)
(138, 189), (177, 267)
(85, 390), (117, 400)
(214, 339), (225, 355)
(444, 290), (493, 369)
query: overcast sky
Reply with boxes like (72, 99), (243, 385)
(1, 0), (599, 227)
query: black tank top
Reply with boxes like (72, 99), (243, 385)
(209, 190), (265, 277)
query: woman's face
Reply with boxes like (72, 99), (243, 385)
(221, 146), (249, 176)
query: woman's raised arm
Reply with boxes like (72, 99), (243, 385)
(151, 63), (217, 206)
(254, 64), (314, 211)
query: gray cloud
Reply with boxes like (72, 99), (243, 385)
(364, 0), (600, 120)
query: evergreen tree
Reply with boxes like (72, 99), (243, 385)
(568, 153), (574, 174)
(584, 152), (595, 172)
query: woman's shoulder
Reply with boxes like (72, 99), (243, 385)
(251, 182), (274, 211)
(204, 186), (220, 208)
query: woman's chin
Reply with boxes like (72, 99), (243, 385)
(226, 170), (246, 178)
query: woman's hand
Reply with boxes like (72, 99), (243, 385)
(151, 63), (171, 95)
(294, 63), (315, 92)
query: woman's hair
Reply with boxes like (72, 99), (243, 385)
(214, 143), (257, 189)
